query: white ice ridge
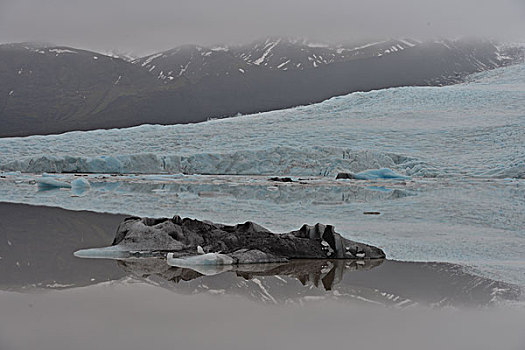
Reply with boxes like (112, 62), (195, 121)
(0, 147), (434, 177)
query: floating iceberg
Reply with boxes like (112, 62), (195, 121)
(71, 177), (91, 188)
(337, 168), (411, 180)
(73, 245), (134, 259)
(74, 215), (385, 264)
(36, 177), (71, 190)
(71, 177), (91, 195)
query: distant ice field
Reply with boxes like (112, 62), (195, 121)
(0, 63), (524, 178)
(0, 63), (524, 287)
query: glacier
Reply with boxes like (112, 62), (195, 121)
(0, 147), (431, 177)
(0, 63), (524, 178)
(0, 63), (524, 287)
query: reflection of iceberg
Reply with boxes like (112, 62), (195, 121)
(119, 258), (383, 293)
(114, 257), (521, 307)
(67, 176), (414, 204)
(167, 252), (235, 276)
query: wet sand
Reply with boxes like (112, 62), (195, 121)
(0, 202), (126, 289)
(1, 202), (524, 350)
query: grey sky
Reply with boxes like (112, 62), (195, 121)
(0, 0), (523, 56)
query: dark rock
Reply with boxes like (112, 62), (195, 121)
(336, 172), (356, 179)
(268, 177), (294, 182)
(112, 216), (386, 263)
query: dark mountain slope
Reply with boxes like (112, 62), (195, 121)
(0, 39), (521, 137)
(0, 43), (165, 136)
(85, 39), (521, 129)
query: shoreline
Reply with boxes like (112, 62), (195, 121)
(2, 202), (525, 350)
(0, 201), (521, 306)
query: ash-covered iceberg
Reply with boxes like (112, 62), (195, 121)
(76, 216), (386, 263)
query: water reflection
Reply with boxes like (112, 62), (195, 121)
(115, 257), (520, 307)
(118, 258), (383, 291)
(56, 178), (414, 205)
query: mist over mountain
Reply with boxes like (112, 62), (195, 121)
(0, 37), (522, 137)
(1, 0), (524, 56)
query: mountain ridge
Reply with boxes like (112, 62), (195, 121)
(0, 37), (522, 137)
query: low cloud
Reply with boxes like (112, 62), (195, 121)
(1, 0), (523, 55)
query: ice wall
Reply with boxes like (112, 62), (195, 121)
(0, 147), (436, 177)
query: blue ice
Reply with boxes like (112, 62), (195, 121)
(71, 177), (91, 195)
(36, 177), (71, 190)
(353, 168), (410, 180)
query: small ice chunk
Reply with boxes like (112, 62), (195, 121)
(73, 246), (131, 259)
(353, 168), (410, 180)
(37, 177), (71, 190)
(71, 177), (91, 195)
(71, 177), (90, 188)
(42, 172), (59, 177)
(1, 171), (21, 176)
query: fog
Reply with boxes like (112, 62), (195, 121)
(0, 0), (524, 56)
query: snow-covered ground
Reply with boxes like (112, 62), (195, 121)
(0, 63), (524, 286)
